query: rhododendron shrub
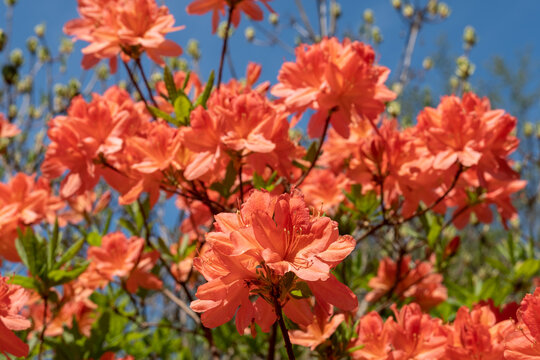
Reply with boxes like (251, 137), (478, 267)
(0, 0), (537, 359)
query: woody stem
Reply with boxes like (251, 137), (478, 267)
(123, 62), (157, 121)
(266, 322), (277, 360)
(217, 3), (235, 89)
(294, 110), (332, 187)
(135, 59), (159, 107)
(38, 294), (48, 360)
(272, 295), (295, 360)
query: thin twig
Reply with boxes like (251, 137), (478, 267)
(294, 0), (317, 41)
(162, 288), (200, 325)
(136, 59), (159, 107)
(217, 4), (235, 88)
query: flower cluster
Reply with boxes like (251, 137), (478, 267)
(272, 37), (396, 138)
(64, 0), (183, 71)
(191, 189), (357, 333)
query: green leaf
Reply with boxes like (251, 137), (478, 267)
(181, 70), (191, 91)
(304, 141), (318, 163)
(514, 259), (540, 279)
(87, 232), (102, 247)
(49, 262), (90, 286)
(173, 92), (192, 126)
(9, 275), (39, 290)
(47, 218), (60, 271)
(54, 238), (85, 270)
(147, 105), (177, 125)
(194, 70), (215, 109)
(210, 161), (237, 198)
(163, 65), (178, 102)
(427, 221), (442, 248)
(16, 228), (41, 275)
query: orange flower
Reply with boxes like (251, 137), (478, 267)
(366, 255), (447, 311)
(416, 92), (519, 183)
(300, 168), (347, 214)
(445, 305), (513, 359)
(0, 113), (20, 138)
(42, 86), (149, 199)
(183, 64), (300, 181)
(504, 288), (540, 360)
(191, 189), (357, 333)
(87, 232), (144, 280)
(289, 300), (345, 350)
(350, 303), (447, 359)
(272, 37), (395, 138)
(0, 276), (30, 358)
(186, 0), (274, 33)
(0, 173), (64, 262)
(64, 0), (183, 71)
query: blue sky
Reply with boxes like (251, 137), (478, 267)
(2, 0), (540, 101)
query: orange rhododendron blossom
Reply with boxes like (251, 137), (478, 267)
(300, 169), (347, 213)
(289, 300), (345, 350)
(445, 304), (513, 359)
(416, 92), (519, 183)
(0, 173), (64, 262)
(366, 255), (447, 311)
(0, 113), (20, 138)
(350, 303), (447, 359)
(191, 189), (357, 334)
(272, 37), (395, 138)
(87, 232), (162, 293)
(0, 276), (31, 358)
(64, 0), (183, 72)
(183, 64), (301, 181)
(186, 0), (274, 33)
(504, 288), (540, 359)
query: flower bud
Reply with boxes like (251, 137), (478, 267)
(38, 46), (51, 62)
(513, 161), (522, 173)
(68, 78), (81, 97)
(449, 76), (459, 90)
(427, 0), (438, 14)
(0, 29), (6, 52)
(391, 82), (403, 96)
(372, 26), (382, 44)
(463, 26), (476, 48)
(26, 36), (38, 53)
(96, 64), (109, 81)
(34, 23), (46, 38)
(8, 104), (17, 119)
(10, 48), (24, 67)
(363, 9), (374, 24)
(16, 76), (32, 93)
(444, 236), (460, 259)
(268, 13), (279, 25)
(4, 0), (17, 6)
(2, 64), (18, 85)
(151, 72), (163, 85)
(523, 122), (533, 137)
(402, 4), (414, 18)
(536, 124), (540, 139)
(217, 21), (234, 39)
(422, 56), (433, 70)
(54, 83), (67, 97)
(391, 0), (401, 9)
(331, 2), (341, 18)
(187, 39), (201, 60)
(244, 27), (255, 42)
(59, 37), (74, 54)
(438, 2), (450, 18)
(387, 101), (401, 117)
(118, 80), (128, 90)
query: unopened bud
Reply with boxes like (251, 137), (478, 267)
(2, 65), (18, 85)
(331, 3), (341, 18)
(391, 0), (401, 9)
(387, 101), (401, 117)
(402, 4), (414, 18)
(54, 83), (67, 97)
(96, 64), (109, 81)
(524, 122), (533, 137)
(536, 124), (540, 139)
(10, 48), (23, 67)
(59, 37), (73, 54)
(244, 27), (255, 42)
(422, 57), (433, 70)
(427, 0), (438, 14)
(4, 0), (17, 6)
(150, 72), (163, 85)
(68, 78), (81, 96)
(16, 76), (32, 93)
(463, 26), (477, 48)
(268, 13), (279, 25)
(449, 76), (459, 90)
(38, 46), (51, 62)
(372, 26), (383, 44)
(0, 29), (6, 52)
(26, 36), (38, 53)
(187, 39), (201, 60)
(513, 161), (522, 173)
(363, 9), (374, 24)
(8, 104), (17, 119)
(444, 236), (460, 258)
(34, 23), (46, 38)
(217, 21), (234, 39)
(391, 82), (403, 96)
(118, 80), (127, 90)
(438, 2), (450, 18)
